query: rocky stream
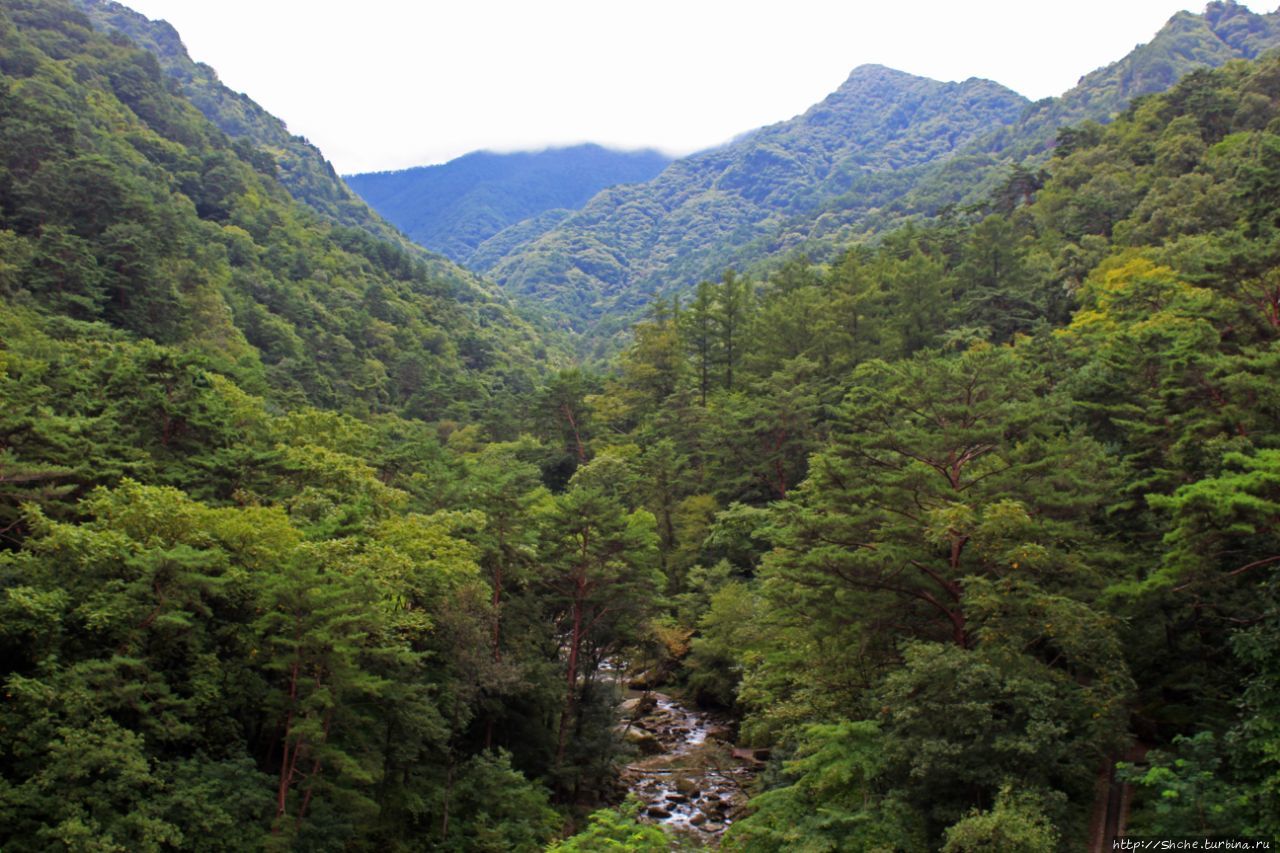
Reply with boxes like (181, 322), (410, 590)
(616, 690), (763, 845)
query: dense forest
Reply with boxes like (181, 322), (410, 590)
(1, 0), (1278, 851)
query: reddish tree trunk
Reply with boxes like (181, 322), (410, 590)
(275, 658), (302, 823)
(561, 403), (587, 462)
(555, 582), (585, 769)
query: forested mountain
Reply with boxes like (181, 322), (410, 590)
(788, 0), (1280, 252)
(548, 52), (1280, 849)
(0, 0), (554, 422)
(1013, 0), (1280, 148)
(66, 0), (541, 312)
(2, 0), (1279, 850)
(475, 0), (1280, 344)
(0, 2), (578, 848)
(346, 145), (672, 264)
(67, 0), (403, 241)
(472, 66), (1028, 335)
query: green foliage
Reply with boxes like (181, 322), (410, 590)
(941, 784), (1060, 853)
(1147, 449), (1280, 590)
(1118, 733), (1253, 836)
(72, 0), (460, 253)
(705, 53), (1280, 846)
(538, 484), (662, 789)
(4, 2), (1280, 850)
(684, 578), (757, 709)
(1229, 588), (1280, 838)
(480, 66), (1029, 335)
(439, 750), (560, 852)
(0, 0), (552, 422)
(725, 721), (924, 853)
(764, 343), (1114, 652)
(474, 3), (1280, 347)
(546, 798), (669, 852)
(873, 642), (1102, 835)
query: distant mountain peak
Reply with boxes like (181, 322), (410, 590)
(836, 63), (1014, 92)
(345, 146), (673, 263)
(843, 62), (908, 78)
(469, 59), (1028, 332)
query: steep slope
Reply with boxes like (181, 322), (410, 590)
(478, 0), (1280, 339)
(0, 0), (553, 420)
(865, 0), (1280, 217)
(1019, 0), (1280, 145)
(346, 144), (672, 264)
(474, 66), (1028, 332)
(70, 0), (400, 243)
(68, 0), (555, 314)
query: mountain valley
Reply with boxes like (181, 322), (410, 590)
(1, 1), (1278, 850)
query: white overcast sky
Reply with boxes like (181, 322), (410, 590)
(119, 0), (1273, 175)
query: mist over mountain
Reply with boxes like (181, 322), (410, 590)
(346, 145), (672, 264)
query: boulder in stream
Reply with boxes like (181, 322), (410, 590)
(620, 693), (658, 716)
(624, 728), (664, 756)
(705, 725), (734, 742)
(627, 669), (662, 690)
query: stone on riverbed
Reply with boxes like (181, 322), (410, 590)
(628, 669), (662, 690)
(620, 694), (658, 716)
(616, 683), (758, 838)
(624, 728), (664, 755)
(706, 725), (734, 742)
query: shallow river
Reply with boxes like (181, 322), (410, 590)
(617, 691), (759, 843)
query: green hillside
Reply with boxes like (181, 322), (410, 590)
(66, 0), (555, 315)
(779, 0), (1280, 255)
(475, 65), (1028, 336)
(70, 0), (402, 243)
(476, 0), (1280, 346)
(554, 52), (1280, 849)
(0, 0), (551, 422)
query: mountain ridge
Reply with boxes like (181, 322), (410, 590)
(71, 0), (392, 240)
(67, 0), (574, 365)
(471, 0), (1280, 343)
(345, 143), (672, 264)
(475, 66), (1029, 336)
(1, 0), (558, 421)
(759, 0), (1280, 268)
